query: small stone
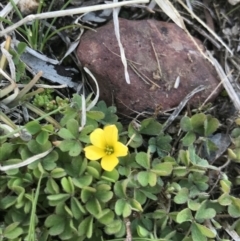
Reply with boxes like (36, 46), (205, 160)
(77, 19), (220, 115)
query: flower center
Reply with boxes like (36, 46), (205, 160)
(105, 145), (114, 155)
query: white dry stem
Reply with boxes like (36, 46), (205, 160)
(0, 0), (149, 36)
(1, 41), (16, 81)
(154, 0), (186, 29)
(80, 94), (86, 130)
(60, 28), (84, 64)
(84, 67), (100, 111)
(163, 85), (206, 131)
(207, 51), (240, 111)
(0, 68), (19, 104)
(176, 0), (233, 56)
(113, 0), (130, 84)
(17, 84), (68, 88)
(0, 0), (20, 18)
(0, 124), (19, 137)
(0, 148), (54, 171)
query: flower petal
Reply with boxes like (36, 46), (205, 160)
(90, 128), (106, 149)
(114, 142), (128, 157)
(104, 125), (118, 146)
(84, 145), (106, 160)
(101, 155), (119, 171)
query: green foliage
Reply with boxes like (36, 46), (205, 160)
(1, 98), (239, 241)
(33, 89), (69, 112)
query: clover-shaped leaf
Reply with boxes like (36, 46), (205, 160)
(176, 208), (193, 223)
(139, 118), (162, 135)
(195, 201), (216, 221)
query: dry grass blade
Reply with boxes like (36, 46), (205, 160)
(0, 0), (149, 36)
(0, 148), (54, 171)
(84, 67), (100, 111)
(207, 51), (240, 111)
(113, 1), (130, 84)
(176, 0), (233, 56)
(154, 0), (185, 29)
(8, 71), (43, 107)
(0, 0), (20, 18)
(162, 85), (206, 131)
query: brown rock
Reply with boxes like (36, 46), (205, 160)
(77, 19), (220, 115)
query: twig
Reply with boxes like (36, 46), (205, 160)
(124, 218), (132, 241)
(162, 85), (206, 131)
(0, 0), (149, 36)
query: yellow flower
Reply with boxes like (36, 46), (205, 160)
(84, 125), (128, 171)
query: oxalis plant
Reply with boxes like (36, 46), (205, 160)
(1, 94), (240, 241)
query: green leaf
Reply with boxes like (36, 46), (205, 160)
(152, 209), (167, 219)
(174, 188), (189, 204)
(25, 121), (41, 134)
(101, 169), (119, 182)
(129, 198), (143, 212)
(218, 193), (232, 206)
(47, 193), (70, 203)
(61, 177), (74, 194)
(228, 197), (240, 218)
(78, 216), (93, 238)
(140, 190), (157, 201)
(191, 113), (206, 133)
(93, 100), (118, 124)
(27, 139), (52, 154)
(69, 141), (82, 157)
(95, 189), (113, 203)
(87, 166), (100, 179)
(114, 180), (128, 198)
(151, 162), (173, 176)
(67, 119), (79, 138)
(79, 125), (95, 143)
(180, 116), (192, 132)
(71, 197), (86, 219)
(139, 118), (162, 135)
(72, 94), (82, 109)
(137, 225), (149, 237)
(220, 179), (231, 194)
(128, 122), (143, 148)
(115, 199), (126, 216)
(17, 42), (27, 54)
(148, 171), (157, 187)
(36, 130), (49, 145)
(136, 152), (150, 169)
(51, 168), (66, 178)
(86, 198), (102, 217)
(195, 223), (216, 238)
(176, 208), (193, 223)
(44, 214), (65, 236)
(104, 220), (122, 235)
(58, 128), (76, 139)
(188, 199), (201, 211)
(73, 175), (92, 188)
(182, 131), (196, 146)
(98, 209), (114, 225)
(0, 143), (15, 162)
(0, 196), (16, 209)
(155, 134), (172, 157)
(123, 202), (132, 218)
(3, 222), (23, 239)
(195, 201), (216, 221)
(191, 223), (207, 241)
(137, 171), (149, 187)
(87, 110), (105, 120)
(81, 187), (96, 203)
(204, 116), (219, 136)
(46, 178), (59, 194)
